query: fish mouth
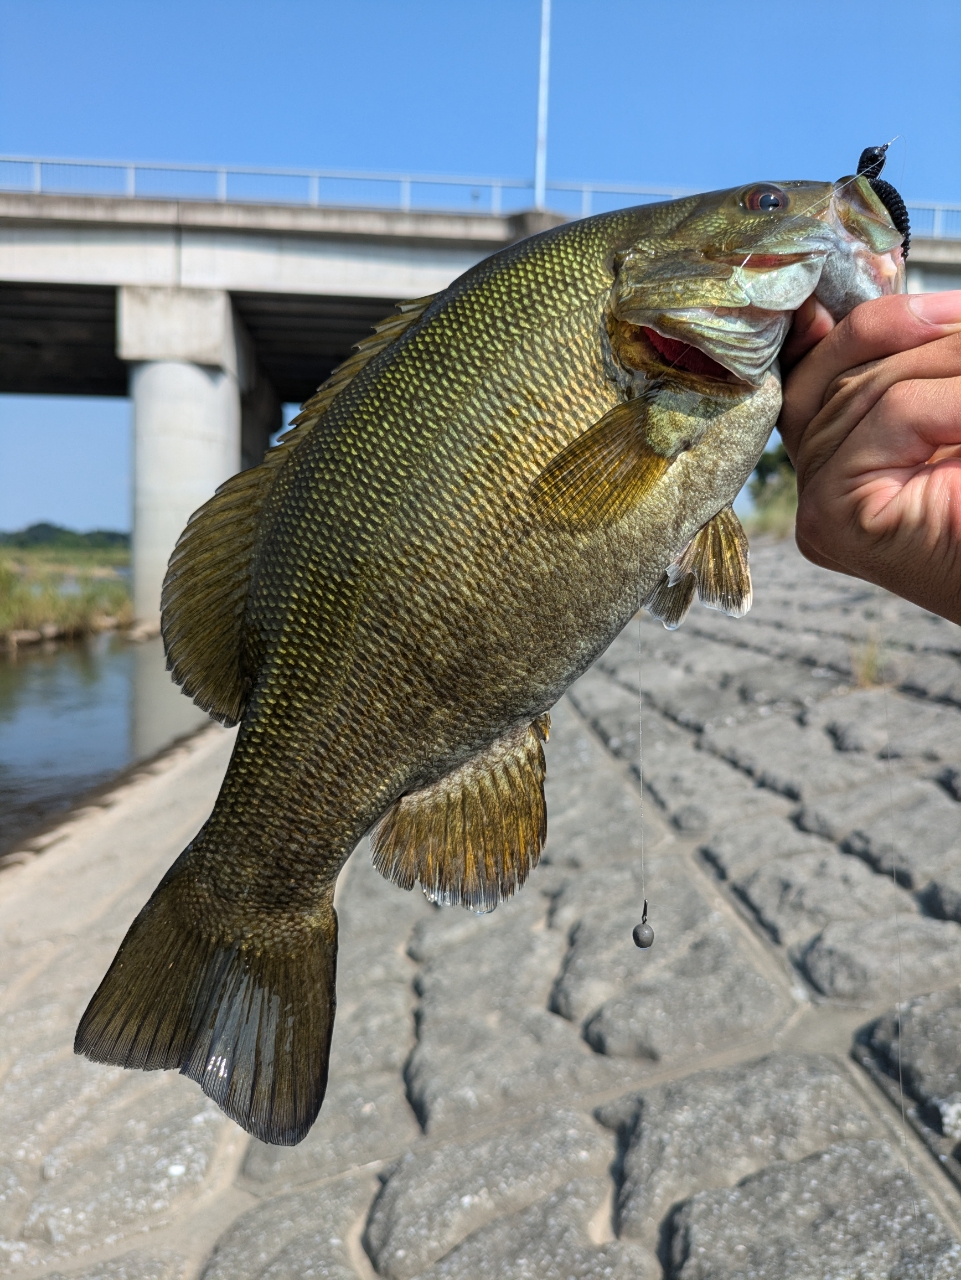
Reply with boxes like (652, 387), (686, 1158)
(610, 318), (755, 387)
(640, 328), (738, 381)
(708, 251), (826, 270)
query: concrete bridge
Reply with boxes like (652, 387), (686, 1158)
(2, 165), (960, 625)
(0, 187), (563, 623)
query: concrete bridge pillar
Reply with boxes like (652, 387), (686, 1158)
(117, 286), (276, 629)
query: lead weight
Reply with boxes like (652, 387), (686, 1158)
(633, 898), (654, 948)
(633, 921), (654, 949)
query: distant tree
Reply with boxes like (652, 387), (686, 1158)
(747, 442), (796, 537)
(0, 523), (130, 550)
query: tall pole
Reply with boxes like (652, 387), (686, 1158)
(534, 0), (551, 210)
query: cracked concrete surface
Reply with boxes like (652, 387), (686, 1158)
(2, 539), (961, 1278)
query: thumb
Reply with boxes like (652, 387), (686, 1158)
(780, 296), (835, 373)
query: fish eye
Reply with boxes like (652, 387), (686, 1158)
(743, 186), (788, 213)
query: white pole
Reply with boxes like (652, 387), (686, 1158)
(534, 0), (551, 210)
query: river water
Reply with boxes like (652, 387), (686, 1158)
(0, 632), (212, 856)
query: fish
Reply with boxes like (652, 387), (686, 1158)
(75, 159), (907, 1146)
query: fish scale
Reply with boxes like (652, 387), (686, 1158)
(76, 165), (907, 1145)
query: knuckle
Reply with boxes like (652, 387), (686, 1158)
(841, 309), (868, 346)
(923, 328), (961, 374)
(822, 363), (877, 409)
(878, 378), (922, 420)
(822, 371), (856, 404)
(840, 304), (881, 349)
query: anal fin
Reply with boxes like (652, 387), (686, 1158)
(372, 716), (550, 913)
(645, 505), (752, 629)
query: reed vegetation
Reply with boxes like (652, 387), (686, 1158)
(0, 525), (132, 643)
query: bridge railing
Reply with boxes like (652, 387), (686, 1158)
(0, 154), (688, 219)
(0, 154), (956, 235)
(901, 201), (961, 241)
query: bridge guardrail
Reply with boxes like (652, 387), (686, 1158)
(0, 154), (955, 235)
(0, 154), (686, 220)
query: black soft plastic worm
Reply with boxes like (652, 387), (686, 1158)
(857, 144), (910, 260)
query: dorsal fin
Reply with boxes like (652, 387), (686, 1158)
(371, 715), (550, 913)
(290, 294), (437, 426)
(161, 293), (437, 726)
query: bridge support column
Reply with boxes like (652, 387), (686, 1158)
(118, 286), (259, 630)
(127, 358), (240, 627)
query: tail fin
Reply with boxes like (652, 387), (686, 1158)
(75, 880), (337, 1146)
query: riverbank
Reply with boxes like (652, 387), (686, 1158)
(0, 537), (133, 648)
(1, 539), (960, 1277)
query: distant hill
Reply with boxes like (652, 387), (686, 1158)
(0, 523), (130, 551)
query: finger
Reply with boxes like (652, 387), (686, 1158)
(796, 376), (961, 572)
(788, 329), (961, 487)
(797, 446), (961, 613)
(831, 375), (961, 480)
(779, 291), (961, 457)
(779, 296), (834, 372)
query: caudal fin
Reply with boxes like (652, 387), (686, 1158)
(75, 881), (337, 1146)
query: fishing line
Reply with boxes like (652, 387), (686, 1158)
(630, 160), (874, 944)
(881, 671), (910, 1141)
(633, 608), (654, 949)
(634, 146), (929, 1265)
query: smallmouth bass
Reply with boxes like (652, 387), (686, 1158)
(76, 159), (907, 1144)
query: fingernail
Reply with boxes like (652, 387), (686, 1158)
(908, 290), (961, 324)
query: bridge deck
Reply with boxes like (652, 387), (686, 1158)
(0, 192), (566, 403)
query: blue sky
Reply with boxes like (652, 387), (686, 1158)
(1, 0), (959, 530)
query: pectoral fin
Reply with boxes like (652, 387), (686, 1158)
(644, 506), (752, 629)
(372, 716), (550, 913)
(528, 399), (671, 531)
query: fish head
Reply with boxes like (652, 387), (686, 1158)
(609, 175), (905, 388)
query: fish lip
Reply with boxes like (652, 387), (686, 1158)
(706, 249), (830, 269)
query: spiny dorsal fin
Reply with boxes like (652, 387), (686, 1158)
(528, 398), (671, 532)
(371, 715), (551, 913)
(291, 294), (437, 426)
(644, 505), (751, 630)
(161, 292), (438, 726)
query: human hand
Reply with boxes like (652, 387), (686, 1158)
(778, 291), (961, 625)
